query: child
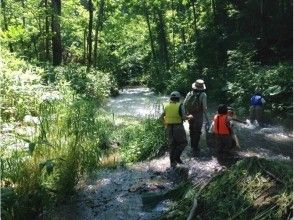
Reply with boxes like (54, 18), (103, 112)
(160, 91), (190, 168)
(213, 104), (233, 154)
(208, 106), (241, 149)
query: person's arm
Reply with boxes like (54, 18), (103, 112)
(159, 104), (166, 124)
(183, 91), (194, 120)
(183, 91), (191, 108)
(159, 112), (165, 123)
(201, 93), (209, 123)
(180, 103), (193, 120)
(261, 97), (266, 105)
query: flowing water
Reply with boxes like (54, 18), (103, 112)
(48, 87), (293, 220)
(105, 87), (169, 118)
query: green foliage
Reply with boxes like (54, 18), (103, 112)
(0, 50), (45, 122)
(161, 157), (293, 220)
(1, 98), (114, 218)
(118, 118), (167, 163)
(42, 64), (113, 101)
(224, 46), (293, 122)
(0, 50), (115, 218)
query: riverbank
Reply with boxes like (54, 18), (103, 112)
(46, 87), (292, 219)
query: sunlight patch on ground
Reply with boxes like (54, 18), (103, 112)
(237, 150), (291, 161)
(132, 154), (170, 173)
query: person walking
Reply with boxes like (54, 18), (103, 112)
(213, 104), (235, 166)
(249, 91), (266, 127)
(183, 79), (210, 157)
(160, 91), (189, 168)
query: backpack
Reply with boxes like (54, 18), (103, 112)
(250, 95), (262, 106)
(184, 91), (203, 114)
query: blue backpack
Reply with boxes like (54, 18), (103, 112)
(250, 95), (262, 106)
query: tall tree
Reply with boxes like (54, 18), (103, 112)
(93, 0), (105, 67)
(45, 0), (50, 61)
(51, 0), (62, 66)
(87, 0), (94, 70)
(143, 1), (157, 64)
(155, 4), (170, 69)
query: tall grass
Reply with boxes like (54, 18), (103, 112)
(160, 157), (293, 220)
(1, 97), (116, 218)
(118, 118), (167, 163)
(1, 50), (115, 218)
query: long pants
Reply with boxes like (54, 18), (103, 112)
(249, 105), (264, 126)
(166, 124), (188, 166)
(188, 113), (203, 153)
(215, 134), (235, 167)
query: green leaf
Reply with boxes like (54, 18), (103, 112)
(265, 85), (283, 96)
(28, 142), (36, 154)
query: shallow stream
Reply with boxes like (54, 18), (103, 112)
(35, 87), (293, 219)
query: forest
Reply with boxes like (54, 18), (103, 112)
(0, 0), (293, 219)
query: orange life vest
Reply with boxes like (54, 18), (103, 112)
(213, 114), (230, 135)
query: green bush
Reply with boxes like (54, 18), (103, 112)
(0, 50), (115, 218)
(119, 118), (167, 163)
(0, 50), (44, 122)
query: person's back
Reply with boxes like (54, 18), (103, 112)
(160, 91), (188, 168)
(183, 79), (209, 157)
(213, 104), (238, 167)
(249, 91), (265, 126)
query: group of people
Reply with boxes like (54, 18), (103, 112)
(160, 79), (265, 168)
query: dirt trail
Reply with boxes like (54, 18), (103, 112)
(48, 119), (292, 220)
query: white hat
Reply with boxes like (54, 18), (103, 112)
(192, 79), (206, 90)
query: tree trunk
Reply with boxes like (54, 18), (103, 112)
(156, 6), (169, 69)
(87, 0), (94, 70)
(45, 0), (50, 61)
(83, 28), (87, 64)
(21, 0), (26, 27)
(144, 1), (156, 63)
(171, 0), (175, 70)
(211, 0), (217, 27)
(51, 0), (62, 66)
(93, 0), (105, 67)
(191, 0), (197, 37)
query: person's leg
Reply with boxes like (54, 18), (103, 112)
(255, 106), (264, 126)
(189, 115), (203, 156)
(249, 106), (255, 124)
(167, 126), (177, 168)
(174, 125), (187, 163)
(215, 135), (225, 165)
(170, 144), (177, 167)
(190, 132), (201, 155)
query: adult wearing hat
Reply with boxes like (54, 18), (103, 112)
(183, 79), (210, 156)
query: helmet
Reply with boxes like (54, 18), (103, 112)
(170, 91), (181, 99)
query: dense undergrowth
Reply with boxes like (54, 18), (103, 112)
(0, 50), (166, 219)
(117, 118), (167, 163)
(160, 157), (293, 220)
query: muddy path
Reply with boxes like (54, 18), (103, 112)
(47, 88), (292, 220)
(48, 122), (292, 220)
